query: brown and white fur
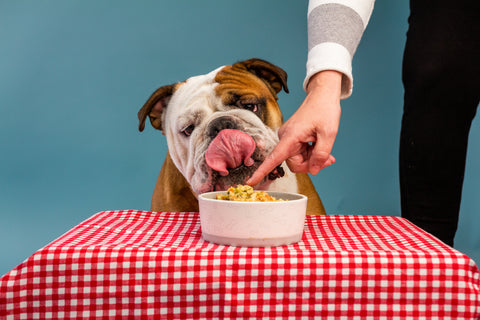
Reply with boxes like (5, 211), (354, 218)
(138, 58), (325, 215)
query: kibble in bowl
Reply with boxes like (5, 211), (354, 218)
(215, 184), (284, 202)
(199, 185), (307, 247)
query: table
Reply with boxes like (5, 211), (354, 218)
(1, 210), (479, 319)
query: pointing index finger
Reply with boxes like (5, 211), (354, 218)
(246, 139), (292, 186)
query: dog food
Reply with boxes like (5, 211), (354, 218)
(216, 184), (283, 202)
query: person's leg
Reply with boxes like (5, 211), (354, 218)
(400, 0), (480, 246)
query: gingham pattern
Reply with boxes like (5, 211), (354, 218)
(1, 211), (479, 319)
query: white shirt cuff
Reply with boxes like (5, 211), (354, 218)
(304, 42), (353, 99)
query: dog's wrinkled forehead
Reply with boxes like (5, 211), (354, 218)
(164, 67), (227, 136)
(138, 58), (288, 133)
(168, 66), (224, 111)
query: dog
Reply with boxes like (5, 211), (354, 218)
(138, 58), (325, 215)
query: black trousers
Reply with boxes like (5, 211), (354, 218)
(400, 0), (480, 246)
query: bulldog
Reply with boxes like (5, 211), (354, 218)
(138, 58), (325, 215)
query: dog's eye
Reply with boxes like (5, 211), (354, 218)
(233, 98), (263, 114)
(241, 103), (258, 113)
(181, 124), (195, 137)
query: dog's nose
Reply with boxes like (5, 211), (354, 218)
(208, 117), (238, 139)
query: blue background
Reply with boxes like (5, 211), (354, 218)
(1, 1), (478, 276)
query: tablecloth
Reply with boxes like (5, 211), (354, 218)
(1, 210), (479, 319)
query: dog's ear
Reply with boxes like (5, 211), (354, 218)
(236, 58), (289, 94)
(138, 84), (176, 132)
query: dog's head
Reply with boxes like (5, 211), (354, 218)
(138, 58), (289, 194)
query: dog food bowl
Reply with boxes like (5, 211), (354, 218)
(198, 191), (307, 247)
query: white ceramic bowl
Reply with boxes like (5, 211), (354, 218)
(198, 191), (307, 247)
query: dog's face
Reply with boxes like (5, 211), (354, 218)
(138, 59), (289, 194)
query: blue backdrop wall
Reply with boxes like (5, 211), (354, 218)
(1, 1), (479, 275)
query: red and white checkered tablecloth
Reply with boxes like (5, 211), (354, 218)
(1, 210), (479, 319)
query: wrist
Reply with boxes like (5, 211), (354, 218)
(306, 70), (343, 99)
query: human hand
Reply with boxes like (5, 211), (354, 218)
(246, 70), (342, 186)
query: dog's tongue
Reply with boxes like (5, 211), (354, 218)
(205, 129), (255, 176)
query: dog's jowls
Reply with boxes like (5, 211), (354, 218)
(138, 58), (326, 215)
